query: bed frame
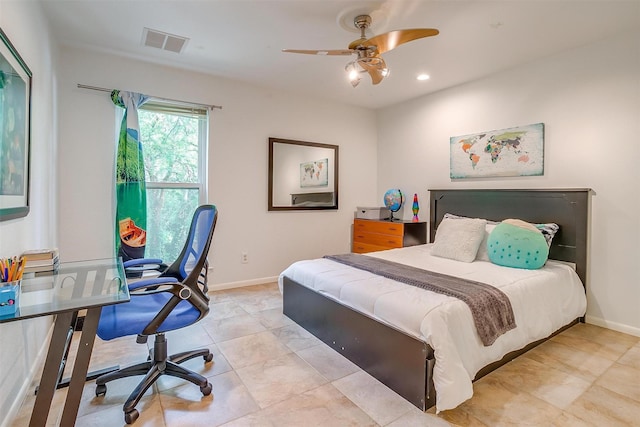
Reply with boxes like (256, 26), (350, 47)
(282, 189), (590, 411)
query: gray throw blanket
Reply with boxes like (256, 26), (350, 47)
(324, 253), (516, 346)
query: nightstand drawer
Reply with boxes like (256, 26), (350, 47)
(352, 242), (393, 254)
(352, 230), (403, 248)
(354, 219), (404, 236)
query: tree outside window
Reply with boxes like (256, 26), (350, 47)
(138, 102), (208, 261)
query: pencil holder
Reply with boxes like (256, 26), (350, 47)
(0, 280), (20, 315)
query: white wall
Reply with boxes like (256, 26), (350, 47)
(0, 2), (59, 426)
(56, 46), (378, 287)
(376, 29), (640, 336)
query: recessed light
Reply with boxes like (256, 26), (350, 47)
(417, 74), (430, 81)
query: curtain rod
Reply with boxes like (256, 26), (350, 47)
(77, 84), (222, 110)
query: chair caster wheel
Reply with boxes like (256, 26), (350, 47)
(204, 352), (213, 363)
(200, 382), (212, 396)
(124, 409), (139, 424)
(95, 384), (107, 397)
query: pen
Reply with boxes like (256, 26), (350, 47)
(17, 257), (25, 280)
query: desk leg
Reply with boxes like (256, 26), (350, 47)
(34, 311), (118, 393)
(34, 312), (76, 396)
(59, 306), (102, 427)
(29, 312), (75, 427)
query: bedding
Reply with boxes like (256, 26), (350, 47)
(324, 253), (516, 346)
(278, 243), (586, 412)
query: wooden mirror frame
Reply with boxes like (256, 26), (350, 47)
(268, 137), (339, 211)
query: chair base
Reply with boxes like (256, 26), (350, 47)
(95, 333), (213, 424)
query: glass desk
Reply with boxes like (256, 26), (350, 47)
(0, 258), (130, 427)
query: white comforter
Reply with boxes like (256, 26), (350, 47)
(278, 244), (587, 412)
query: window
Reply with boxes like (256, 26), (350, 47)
(138, 101), (208, 261)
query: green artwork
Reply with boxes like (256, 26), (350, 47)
(112, 91), (149, 260)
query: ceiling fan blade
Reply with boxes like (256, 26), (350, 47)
(362, 28), (439, 55)
(358, 56), (388, 85)
(282, 49), (354, 56)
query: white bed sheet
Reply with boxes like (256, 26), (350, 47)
(278, 244), (587, 412)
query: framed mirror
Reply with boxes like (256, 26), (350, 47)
(268, 137), (339, 211)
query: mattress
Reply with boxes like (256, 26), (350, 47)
(278, 244), (587, 412)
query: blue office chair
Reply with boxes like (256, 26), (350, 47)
(96, 205), (218, 424)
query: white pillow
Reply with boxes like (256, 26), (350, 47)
(476, 223), (497, 262)
(431, 217), (487, 263)
(443, 212), (498, 225)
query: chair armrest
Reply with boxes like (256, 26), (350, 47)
(122, 258), (169, 278)
(128, 277), (179, 292)
(123, 258), (168, 277)
(123, 258), (164, 268)
(133, 278), (203, 337)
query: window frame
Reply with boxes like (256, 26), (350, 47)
(139, 101), (209, 203)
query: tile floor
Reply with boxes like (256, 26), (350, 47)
(10, 283), (640, 427)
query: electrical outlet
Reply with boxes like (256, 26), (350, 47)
(241, 251), (249, 264)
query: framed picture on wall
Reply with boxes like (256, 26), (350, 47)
(300, 158), (328, 188)
(450, 123), (544, 179)
(0, 27), (32, 221)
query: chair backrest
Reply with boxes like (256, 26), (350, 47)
(163, 205), (218, 296)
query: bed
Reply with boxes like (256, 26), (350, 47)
(279, 189), (590, 412)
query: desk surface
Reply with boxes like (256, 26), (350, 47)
(0, 258), (130, 323)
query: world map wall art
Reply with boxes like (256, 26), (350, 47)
(450, 123), (544, 179)
(300, 158), (328, 188)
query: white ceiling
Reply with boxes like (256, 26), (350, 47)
(40, 0), (640, 109)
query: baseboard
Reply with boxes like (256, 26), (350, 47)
(208, 276), (279, 292)
(585, 315), (640, 338)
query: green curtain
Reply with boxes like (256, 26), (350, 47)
(112, 90), (149, 261)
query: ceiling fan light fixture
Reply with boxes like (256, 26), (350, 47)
(345, 61), (363, 86)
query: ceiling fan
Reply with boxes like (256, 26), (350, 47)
(282, 14), (439, 87)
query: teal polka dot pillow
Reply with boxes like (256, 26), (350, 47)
(487, 220), (549, 269)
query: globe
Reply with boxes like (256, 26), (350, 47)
(383, 189), (404, 219)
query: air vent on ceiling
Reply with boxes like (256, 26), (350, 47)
(142, 27), (189, 54)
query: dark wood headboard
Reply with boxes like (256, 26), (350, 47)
(429, 189), (591, 287)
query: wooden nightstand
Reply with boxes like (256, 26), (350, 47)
(352, 219), (427, 253)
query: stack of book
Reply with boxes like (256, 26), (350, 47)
(21, 248), (59, 275)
